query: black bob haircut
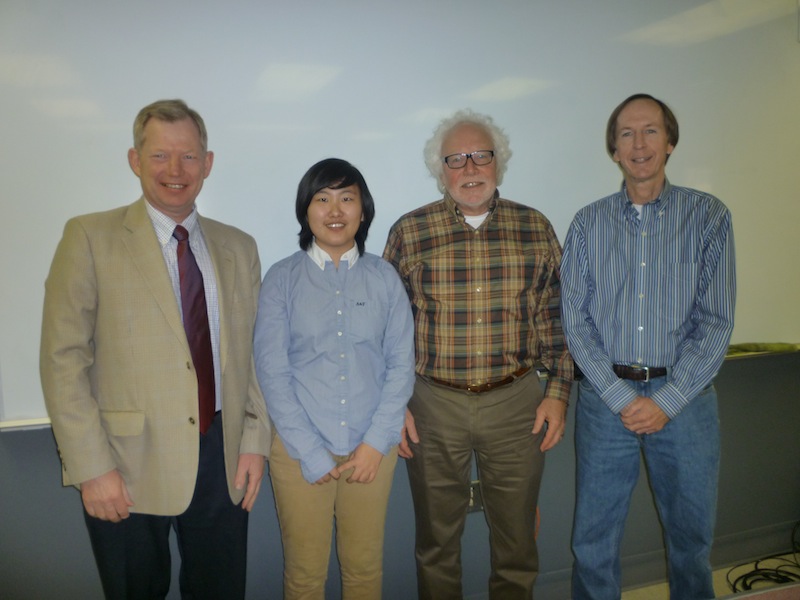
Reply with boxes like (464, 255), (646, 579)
(296, 158), (375, 255)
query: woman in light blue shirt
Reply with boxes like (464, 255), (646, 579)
(254, 158), (415, 599)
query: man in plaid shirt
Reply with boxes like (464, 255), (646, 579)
(384, 109), (573, 600)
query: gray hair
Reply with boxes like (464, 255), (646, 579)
(423, 109), (512, 194)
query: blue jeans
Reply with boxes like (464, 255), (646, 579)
(571, 377), (719, 600)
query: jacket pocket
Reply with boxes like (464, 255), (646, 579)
(100, 410), (145, 436)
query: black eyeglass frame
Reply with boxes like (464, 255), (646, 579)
(442, 150), (495, 169)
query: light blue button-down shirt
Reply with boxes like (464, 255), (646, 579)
(561, 180), (736, 417)
(254, 243), (415, 483)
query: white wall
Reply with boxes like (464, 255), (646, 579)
(2, 0), (799, 422)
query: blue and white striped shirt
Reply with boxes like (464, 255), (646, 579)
(561, 180), (736, 417)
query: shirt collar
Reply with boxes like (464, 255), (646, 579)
(621, 178), (673, 211)
(307, 240), (360, 270)
(442, 188), (499, 223)
(144, 199), (200, 247)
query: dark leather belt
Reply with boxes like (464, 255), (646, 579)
(613, 364), (667, 382)
(429, 367), (531, 394)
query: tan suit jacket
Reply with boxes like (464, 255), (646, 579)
(40, 198), (271, 516)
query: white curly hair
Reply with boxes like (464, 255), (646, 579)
(423, 109), (512, 194)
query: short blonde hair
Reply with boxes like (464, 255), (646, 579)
(133, 99), (208, 152)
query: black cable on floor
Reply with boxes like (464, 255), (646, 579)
(725, 521), (800, 592)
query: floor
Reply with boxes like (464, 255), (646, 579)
(621, 555), (800, 599)
(621, 567), (733, 599)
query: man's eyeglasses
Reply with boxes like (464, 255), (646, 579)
(442, 150), (495, 169)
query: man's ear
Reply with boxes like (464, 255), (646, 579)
(128, 148), (141, 177)
(203, 150), (214, 179)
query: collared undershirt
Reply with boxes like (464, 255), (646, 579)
(146, 200), (222, 412)
(306, 240), (359, 270)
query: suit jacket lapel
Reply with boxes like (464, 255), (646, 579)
(121, 199), (189, 354)
(200, 216), (234, 373)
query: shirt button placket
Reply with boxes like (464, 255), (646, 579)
(335, 289), (348, 442)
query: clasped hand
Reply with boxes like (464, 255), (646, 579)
(315, 443), (383, 485)
(620, 396), (670, 435)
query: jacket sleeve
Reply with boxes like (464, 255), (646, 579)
(40, 217), (116, 486)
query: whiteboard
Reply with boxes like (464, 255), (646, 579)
(2, 0), (799, 424)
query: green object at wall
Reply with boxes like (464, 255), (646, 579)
(727, 342), (800, 356)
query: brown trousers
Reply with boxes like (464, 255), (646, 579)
(406, 372), (546, 600)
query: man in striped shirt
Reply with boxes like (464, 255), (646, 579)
(384, 109), (573, 599)
(561, 94), (736, 600)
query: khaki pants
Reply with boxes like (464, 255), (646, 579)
(269, 435), (398, 600)
(406, 372), (546, 600)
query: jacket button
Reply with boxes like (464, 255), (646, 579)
(188, 417), (196, 425)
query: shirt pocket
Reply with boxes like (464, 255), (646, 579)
(348, 298), (389, 345)
(657, 262), (699, 324)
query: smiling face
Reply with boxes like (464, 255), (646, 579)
(306, 184), (363, 265)
(440, 122), (497, 216)
(128, 117), (213, 222)
(612, 98), (675, 196)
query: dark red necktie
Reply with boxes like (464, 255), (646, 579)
(173, 225), (216, 434)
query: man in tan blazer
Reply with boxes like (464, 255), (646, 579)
(40, 99), (270, 599)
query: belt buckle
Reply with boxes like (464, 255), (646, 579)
(642, 366), (650, 382)
(467, 381), (493, 393)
